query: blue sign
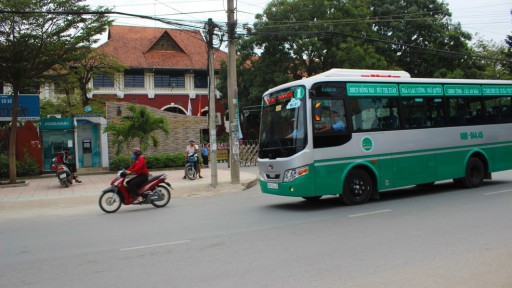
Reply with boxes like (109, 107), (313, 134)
(0, 94), (40, 121)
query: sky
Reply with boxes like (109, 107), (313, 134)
(85, 0), (512, 44)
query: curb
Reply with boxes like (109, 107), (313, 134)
(0, 180), (30, 188)
(244, 178), (259, 190)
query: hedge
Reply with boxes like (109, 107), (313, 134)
(109, 152), (186, 171)
(0, 153), (39, 178)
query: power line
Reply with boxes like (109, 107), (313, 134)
(1, 8), (508, 63)
(245, 29), (511, 63)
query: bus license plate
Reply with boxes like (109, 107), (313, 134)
(267, 183), (278, 189)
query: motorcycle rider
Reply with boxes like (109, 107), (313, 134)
(183, 137), (202, 179)
(56, 147), (81, 183)
(125, 148), (149, 203)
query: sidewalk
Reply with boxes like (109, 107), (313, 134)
(0, 163), (260, 219)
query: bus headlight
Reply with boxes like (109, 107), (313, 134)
(283, 166), (309, 183)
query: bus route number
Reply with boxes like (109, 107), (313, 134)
(460, 131), (484, 140)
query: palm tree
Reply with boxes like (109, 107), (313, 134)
(103, 120), (133, 156)
(104, 105), (170, 155)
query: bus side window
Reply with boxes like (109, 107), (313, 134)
(377, 108), (398, 129)
(426, 98), (446, 127)
(351, 98), (399, 131)
(313, 100), (347, 134)
(466, 98), (484, 125)
(448, 98), (466, 126)
(402, 98), (428, 128)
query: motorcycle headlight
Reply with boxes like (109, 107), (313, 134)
(283, 166), (309, 183)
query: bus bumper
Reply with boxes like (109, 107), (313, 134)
(259, 173), (316, 197)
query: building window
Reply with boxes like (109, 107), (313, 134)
(20, 84), (39, 94)
(154, 71), (185, 88)
(194, 73), (208, 88)
(124, 70), (145, 88)
(93, 74), (115, 88)
(0, 82), (3, 94)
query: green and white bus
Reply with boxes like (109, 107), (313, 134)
(257, 69), (512, 205)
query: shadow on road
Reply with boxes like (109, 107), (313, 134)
(263, 179), (510, 212)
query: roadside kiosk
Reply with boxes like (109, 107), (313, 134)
(40, 118), (76, 172)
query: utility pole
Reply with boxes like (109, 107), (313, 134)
(227, 0), (240, 183)
(207, 18), (218, 187)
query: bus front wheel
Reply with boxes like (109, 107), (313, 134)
(340, 168), (373, 205)
(454, 157), (485, 188)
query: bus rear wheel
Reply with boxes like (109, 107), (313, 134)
(340, 168), (373, 205)
(455, 157), (485, 188)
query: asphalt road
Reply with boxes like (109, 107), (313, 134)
(1, 172), (512, 288)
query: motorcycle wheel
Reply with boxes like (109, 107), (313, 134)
(60, 178), (69, 188)
(186, 165), (197, 180)
(151, 184), (171, 208)
(99, 191), (122, 213)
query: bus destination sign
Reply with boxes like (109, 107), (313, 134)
(444, 85), (482, 96)
(482, 85), (512, 95)
(347, 83), (399, 96)
(399, 84), (443, 96)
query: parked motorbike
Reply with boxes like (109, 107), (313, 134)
(185, 153), (198, 180)
(51, 157), (73, 188)
(99, 170), (172, 213)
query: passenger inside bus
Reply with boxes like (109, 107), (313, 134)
(315, 110), (346, 133)
(313, 99), (347, 134)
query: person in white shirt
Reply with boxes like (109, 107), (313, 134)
(183, 137), (202, 179)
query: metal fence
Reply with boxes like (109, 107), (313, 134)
(216, 140), (259, 167)
(239, 140), (259, 167)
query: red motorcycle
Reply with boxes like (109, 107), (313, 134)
(99, 170), (172, 213)
(51, 157), (73, 188)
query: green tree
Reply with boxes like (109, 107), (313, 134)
(504, 33), (512, 75)
(39, 92), (108, 118)
(41, 49), (124, 119)
(370, 0), (473, 77)
(104, 105), (170, 155)
(0, 0), (111, 183)
(468, 37), (512, 80)
(64, 48), (124, 107)
(219, 0), (391, 108)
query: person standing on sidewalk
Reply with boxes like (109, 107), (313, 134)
(201, 143), (209, 168)
(183, 138), (202, 179)
(125, 148), (148, 203)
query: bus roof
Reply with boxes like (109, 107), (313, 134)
(263, 68), (512, 96)
(311, 68), (411, 79)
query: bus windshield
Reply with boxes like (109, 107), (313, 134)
(259, 86), (307, 159)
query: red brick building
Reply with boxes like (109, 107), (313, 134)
(93, 25), (227, 120)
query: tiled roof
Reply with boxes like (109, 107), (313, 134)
(97, 25), (227, 70)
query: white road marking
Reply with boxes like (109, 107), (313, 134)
(348, 209), (392, 218)
(120, 240), (191, 251)
(484, 190), (512, 196)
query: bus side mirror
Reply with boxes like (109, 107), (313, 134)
(314, 101), (322, 121)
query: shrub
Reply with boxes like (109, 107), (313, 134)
(16, 153), (39, 177)
(110, 152), (186, 171)
(0, 152), (39, 178)
(0, 154), (8, 178)
(109, 156), (131, 171)
(166, 153), (185, 168)
(146, 153), (184, 169)
(145, 154), (164, 169)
